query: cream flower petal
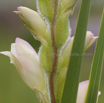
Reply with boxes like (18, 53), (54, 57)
(76, 80), (101, 103)
(0, 38), (46, 92)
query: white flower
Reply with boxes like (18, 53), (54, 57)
(0, 38), (48, 102)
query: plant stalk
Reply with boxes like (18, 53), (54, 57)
(49, 0), (58, 103)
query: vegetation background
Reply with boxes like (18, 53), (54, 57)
(0, 0), (104, 103)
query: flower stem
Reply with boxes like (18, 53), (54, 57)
(49, 0), (58, 103)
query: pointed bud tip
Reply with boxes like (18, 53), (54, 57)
(17, 6), (28, 12)
(15, 37), (23, 43)
(87, 31), (94, 37)
(17, 6), (22, 11)
(13, 11), (19, 14)
(98, 91), (101, 96)
(94, 36), (98, 39)
(13, 6), (23, 14)
(0, 52), (3, 54)
(0, 51), (11, 56)
(87, 31), (93, 34)
(0, 51), (6, 55)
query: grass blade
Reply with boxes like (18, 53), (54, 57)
(61, 0), (91, 103)
(85, 9), (104, 103)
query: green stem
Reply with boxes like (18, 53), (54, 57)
(49, 0), (58, 103)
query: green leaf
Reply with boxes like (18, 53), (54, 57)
(85, 9), (104, 103)
(61, 0), (91, 103)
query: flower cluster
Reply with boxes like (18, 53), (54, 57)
(0, 0), (101, 103)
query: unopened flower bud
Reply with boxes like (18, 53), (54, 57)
(84, 31), (98, 52)
(14, 6), (50, 44)
(57, 31), (97, 72)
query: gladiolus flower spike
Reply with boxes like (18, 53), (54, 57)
(0, 0), (101, 103)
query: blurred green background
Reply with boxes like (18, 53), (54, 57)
(0, 0), (104, 103)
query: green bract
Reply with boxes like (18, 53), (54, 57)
(37, 0), (53, 22)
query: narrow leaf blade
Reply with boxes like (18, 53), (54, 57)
(61, 0), (91, 103)
(85, 9), (104, 103)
